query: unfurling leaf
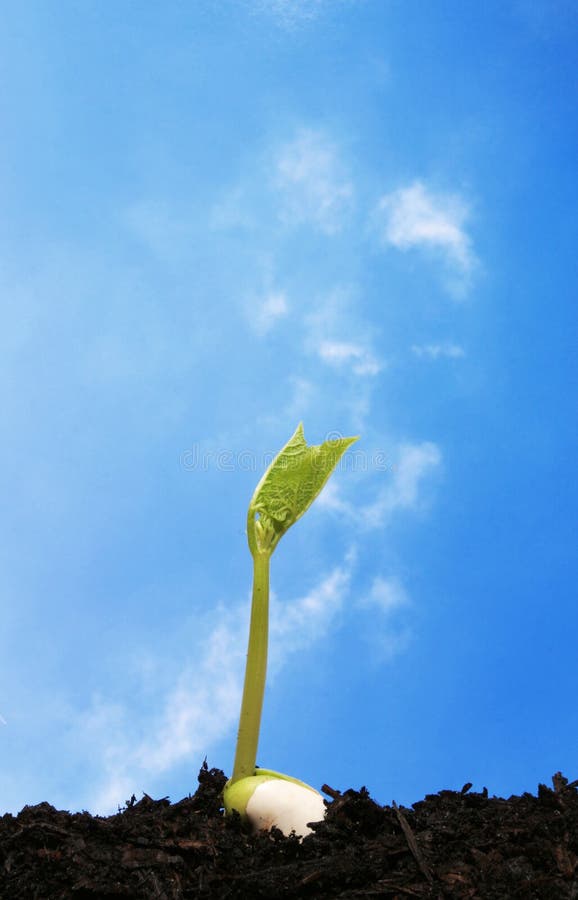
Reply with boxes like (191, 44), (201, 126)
(248, 423), (358, 555)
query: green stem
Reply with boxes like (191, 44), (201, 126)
(231, 550), (270, 783)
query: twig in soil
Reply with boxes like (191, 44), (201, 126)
(299, 869), (323, 886)
(374, 881), (428, 897)
(393, 801), (433, 885)
(321, 784), (342, 800)
(553, 772), (578, 793)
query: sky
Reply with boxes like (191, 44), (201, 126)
(1, 0), (577, 817)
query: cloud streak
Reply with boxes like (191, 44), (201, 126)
(318, 339), (382, 376)
(358, 576), (413, 661)
(81, 560), (353, 814)
(275, 129), (353, 234)
(318, 440), (442, 529)
(250, 0), (346, 29)
(361, 576), (410, 615)
(411, 342), (466, 360)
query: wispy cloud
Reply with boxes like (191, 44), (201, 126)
(411, 342), (466, 360)
(282, 375), (315, 421)
(297, 285), (383, 427)
(270, 554), (353, 666)
(210, 186), (255, 231)
(82, 561), (353, 813)
(252, 291), (289, 336)
(256, 375), (315, 428)
(275, 129), (353, 234)
(358, 576), (413, 661)
(361, 576), (410, 615)
(250, 0), (344, 29)
(318, 339), (382, 376)
(318, 440), (442, 529)
(376, 181), (477, 294)
(364, 441), (442, 527)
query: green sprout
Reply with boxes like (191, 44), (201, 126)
(224, 423), (358, 832)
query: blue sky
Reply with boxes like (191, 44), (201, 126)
(1, 0), (577, 815)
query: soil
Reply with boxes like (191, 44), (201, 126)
(1, 765), (577, 899)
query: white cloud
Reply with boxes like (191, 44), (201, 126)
(411, 343), (466, 360)
(318, 339), (382, 376)
(252, 291), (289, 336)
(318, 440), (442, 529)
(376, 181), (477, 293)
(275, 129), (353, 234)
(362, 576), (409, 615)
(82, 561), (353, 813)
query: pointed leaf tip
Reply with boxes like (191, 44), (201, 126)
(248, 425), (359, 554)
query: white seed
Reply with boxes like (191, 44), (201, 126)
(245, 779), (325, 836)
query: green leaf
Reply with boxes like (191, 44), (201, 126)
(248, 423), (358, 555)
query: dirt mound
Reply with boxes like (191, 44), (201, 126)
(1, 764), (577, 898)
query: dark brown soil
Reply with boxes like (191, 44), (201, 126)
(1, 765), (577, 899)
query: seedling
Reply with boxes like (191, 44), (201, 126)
(223, 423), (358, 835)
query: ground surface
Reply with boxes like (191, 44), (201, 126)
(1, 765), (577, 898)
